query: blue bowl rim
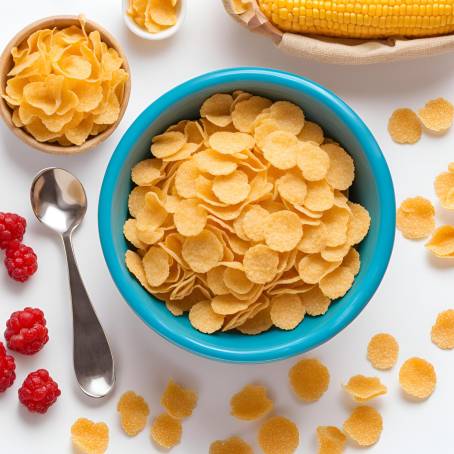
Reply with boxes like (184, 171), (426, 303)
(98, 67), (395, 363)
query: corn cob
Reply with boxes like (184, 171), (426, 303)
(257, 0), (454, 39)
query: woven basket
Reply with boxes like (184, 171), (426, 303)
(223, 0), (454, 65)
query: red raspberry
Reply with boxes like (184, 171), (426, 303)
(0, 342), (16, 392)
(0, 213), (26, 250)
(4, 240), (38, 282)
(5, 307), (49, 355)
(18, 369), (61, 414)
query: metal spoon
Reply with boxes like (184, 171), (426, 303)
(30, 168), (115, 398)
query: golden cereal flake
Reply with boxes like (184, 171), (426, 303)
(230, 384), (273, 420)
(399, 357), (436, 399)
(431, 309), (454, 349)
(289, 358), (330, 402)
(343, 406), (383, 447)
(316, 426), (346, 454)
(258, 416), (300, 454)
(388, 108), (422, 144)
(150, 413), (182, 449)
(343, 375), (387, 402)
(367, 333), (399, 370)
(418, 97), (454, 134)
(71, 418), (109, 454)
(161, 379), (198, 419)
(396, 196), (435, 239)
(426, 225), (454, 257)
(209, 436), (253, 454)
(117, 391), (150, 436)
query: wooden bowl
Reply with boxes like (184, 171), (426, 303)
(0, 16), (131, 155)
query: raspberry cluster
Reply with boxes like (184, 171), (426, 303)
(0, 213), (37, 282)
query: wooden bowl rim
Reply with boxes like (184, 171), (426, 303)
(0, 15), (131, 155)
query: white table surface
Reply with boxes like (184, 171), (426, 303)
(1, 1), (454, 453)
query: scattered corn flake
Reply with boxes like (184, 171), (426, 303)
(276, 173), (307, 205)
(242, 205), (270, 241)
(71, 418), (109, 454)
(396, 196), (435, 239)
(343, 375), (387, 402)
(270, 294), (305, 330)
(431, 309), (454, 349)
(399, 357), (436, 399)
(304, 180), (334, 212)
(150, 413), (182, 449)
(322, 144), (355, 191)
(189, 300), (224, 333)
(230, 384), (273, 421)
(212, 171), (251, 205)
(151, 131), (185, 158)
(238, 307), (273, 335)
(434, 171), (454, 209)
(200, 93), (233, 127)
(232, 95), (272, 132)
(258, 416), (299, 454)
(263, 210), (303, 252)
(209, 131), (254, 154)
(289, 358), (330, 402)
(425, 225), (454, 257)
(388, 108), (422, 144)
(367, 333), (399, 370)
(161, 379), (198, 419)
(297, 142), (330, 182)
(117, 391), (150, 437)
(262, 131), (299, 170)
(268, 101), (305, 135)
(319, 266), (354, 299)
(346, 202), (371, 245)
(182, 230), (224, 273)
(174, 199), (207, 237)
(343, 406), (382, 447)
(243, 244), (279, 284)
(209, 436), (253, 454)
(418, 97), (454, 134)
(299, 287), (331, 316)
(316, 426), (346, 454)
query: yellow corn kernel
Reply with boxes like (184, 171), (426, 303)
(257, 0), (454, 39)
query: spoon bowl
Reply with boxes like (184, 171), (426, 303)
(31, 168), (87, 235)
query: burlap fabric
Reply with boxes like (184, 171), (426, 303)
(223, 0), (454, 65)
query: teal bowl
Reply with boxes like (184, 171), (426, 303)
(99, 67), (395, 363)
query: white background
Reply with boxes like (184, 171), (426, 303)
(0, 1), (453, 453)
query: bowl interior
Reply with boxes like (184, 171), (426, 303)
(99, 68), (395, 363)
(0, 16), (131, 154)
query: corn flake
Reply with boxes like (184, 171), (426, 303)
(396, 196), (435, 239)
(434, 171), (454, 209)
(71, 418), (109, 454)
(399, 357), (436, 399)
(426, 225), (454, 257)
(209, 131), (254, 154)
(431, 309), (454, 349)
(263, 131), (299, 169)
(243, 244), (279, 284)
(298, 121), (324, 144)
(322, 144), (355, 191)
(343, 406), (382, 447)
(304, 180), (334, 212)
(117, 391), (150, 437)
(150, 413), (182, 449)
(367, 333), (399, 370)
(268, 101), (305, 135)
(174, 199), (207, 237)
(201, 93), (233, 127)
(258, 416), (299, 454)
(230, 384), (273, 420)
(263, 210), (303, 252)
(270, 294), (305, 330)
(289, 358), (330, 402)
(209, 436), (253, 454)
(418, 97), (454, 134)
(276, 173), (307, 205)
(297, 142), (330, 181)
(319, 266), (354, 299)
(299, 287), (331, 316)
(343, 375), (387, 402)
(161, 379), (198, 419)
(182, 230), (223, 273)
(189, 300), (224, 333)
(212, 171), (250, 205)
(232, 95), (272, 132)
(388, 108), (422, 144)
(316, 426), (346, 454)
(238, 307), (273, 335)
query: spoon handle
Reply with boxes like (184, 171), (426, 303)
(62, 233), (115, 398)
